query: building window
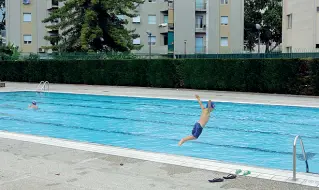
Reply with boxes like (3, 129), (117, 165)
(148, 0), (156, 2)
(23, 13), (31, 22)
(23, 0), (31, 5)
(317, 7), (319, 12)
(195, 37), (204, 53)
(221, 0), (229, 4)
(220, 37), (228, 46)
(196, 0), (205, 9)
(195, 15), (204, 28)
(286, 46), (292, 53)
(133, 15), (140, 23)
(117, 15), (124, 20)
(316, 44), (319, 49)
(163, 15), (168, 24)
(133, 37), (141, 45)
(148, 36), (156, 45)
(148, 15), (156, 24)
(163, 34), (168, 45)
(221, 16), (228, 25)
(52, 0), (59, 6)
(287, 14), (292, 29)
(23, 35), (32, 44)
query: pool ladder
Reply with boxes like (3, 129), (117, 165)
(292, 135), (309, 181)
(37, 81), (49, 92)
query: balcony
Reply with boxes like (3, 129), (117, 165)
(195, 46), (206, 54)
(168, 2), (174, 9)
(46, 21), (59, 33)
(195, 25), (206, 33)
(168, 44), (174, 53)
(158, 23), (168, 33)
(47, 0), (59, 10)
(195, 2), (206, 11)
(168, 23), (174, 31)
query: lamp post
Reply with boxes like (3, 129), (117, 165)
(146, 31), (152, 59)
(184, 40), (187, 58)
(255, 24), (261, 54)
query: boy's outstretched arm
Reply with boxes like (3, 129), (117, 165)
(207, 100), (212, 108)
(195, 94), (205, 109)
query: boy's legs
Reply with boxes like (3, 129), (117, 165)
(178, 122), (203, 146)
(178, 135), (196, 146)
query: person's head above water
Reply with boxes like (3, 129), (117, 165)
(32, 101), (36, 105)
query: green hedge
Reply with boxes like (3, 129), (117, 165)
(0, 58), (318, 95)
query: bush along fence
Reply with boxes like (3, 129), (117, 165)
(0, 58), (319, 96)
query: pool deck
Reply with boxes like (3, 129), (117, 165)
(0, 82), (319, 189)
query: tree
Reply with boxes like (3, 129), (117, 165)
(0, 42), (21, 60)
(42, 0), (144, 52)
(244, 0), (282, 53)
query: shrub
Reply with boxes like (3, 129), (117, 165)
(0, 58), (318, 96)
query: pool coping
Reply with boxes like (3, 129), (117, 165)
(0, 131), (318, 187)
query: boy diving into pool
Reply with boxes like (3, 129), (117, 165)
(178, 94), (215, 146)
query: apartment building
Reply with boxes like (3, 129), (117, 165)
(5, 0), (59, 53)
(125, 0), (244, 54)
(282, 0), (319, 53)
(6, 0), (244, 54)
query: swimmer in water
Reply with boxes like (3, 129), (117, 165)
(28, 101), (38, 109)
(178, 94), (215, 146)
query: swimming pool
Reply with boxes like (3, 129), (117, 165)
(0, 91), (318, 173)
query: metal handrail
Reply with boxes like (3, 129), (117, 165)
(43, 81), (49, 92)
(36, 81), (49, 92)
(37, 81), (45, 90)
(293, 135), (309, 181)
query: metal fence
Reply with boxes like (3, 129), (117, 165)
(4, 51), (319, 61)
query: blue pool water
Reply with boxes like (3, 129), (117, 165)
(0, 91), (319, 173)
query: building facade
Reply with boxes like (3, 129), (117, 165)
(125, 0), (244, 55)
(5, 0), (244, 54)
(282, 0), (319, 53)
(5, 0), (59, 54)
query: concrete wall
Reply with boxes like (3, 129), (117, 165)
(174, 0), (195, 54)
(206, 0), (219, 54)
(6, 0), (21, 47)
(282, 0), (317, 52)
(229, 0), (244, 53)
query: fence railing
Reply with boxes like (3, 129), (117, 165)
(5, 51), (319, 61)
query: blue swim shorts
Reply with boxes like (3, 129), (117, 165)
(192, 122), (203, 139)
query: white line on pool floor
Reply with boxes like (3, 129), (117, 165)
(0, 131), (318, 187)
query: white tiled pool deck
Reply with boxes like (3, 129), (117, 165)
(1, 82), (319, 188)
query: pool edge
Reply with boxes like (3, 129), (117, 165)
(0, 130), (318, 187)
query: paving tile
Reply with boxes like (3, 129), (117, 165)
(301, 179), (319, 187)
(286, 178), (305, 184)
(257, 174), (274, 180)
(216, 168), (233, 174)
(271, 175), (289, 182)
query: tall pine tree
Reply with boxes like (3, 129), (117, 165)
(42, 0), (144, 52)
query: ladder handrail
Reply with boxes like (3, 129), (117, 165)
(37, 81), (45, 90)
(36, 81), (49, 92)
(43, 81), (49, 92)
(293, 135), (309, 181)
